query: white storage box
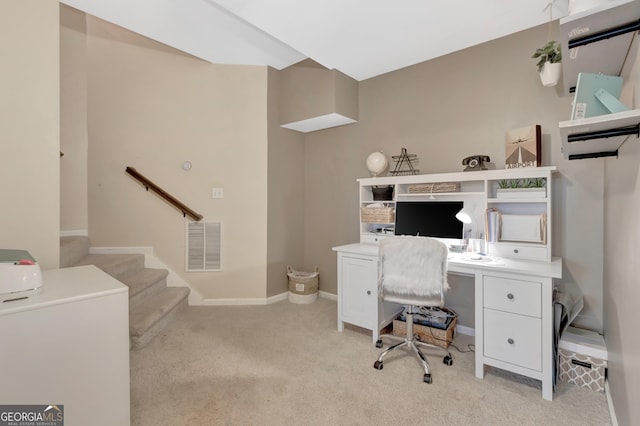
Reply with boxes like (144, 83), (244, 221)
(558, 326), (608, 392)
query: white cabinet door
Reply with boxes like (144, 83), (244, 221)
(341, 255), (377, 330)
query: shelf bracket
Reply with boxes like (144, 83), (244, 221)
(568, 18), (640, 49)
(568, 151), (619, 160)
(566, 123), (639, 160)
(567, 124), (639, 142)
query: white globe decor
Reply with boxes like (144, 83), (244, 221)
(366, 151), (388, 177)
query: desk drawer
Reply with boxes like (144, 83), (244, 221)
(484, 309), (542, 371)
(483, 275), (541, 317)
(489, 243), (548, 261)
(360, 234), (390, 245)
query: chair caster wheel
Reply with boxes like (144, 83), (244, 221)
(423, 373), (432, 384)
(373, 361), (383, 370)
(375, 339), (383, 348)
(443, 355), (453, 366)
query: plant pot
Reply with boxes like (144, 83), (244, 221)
(496, 187), (546, 199)
(539, 62), (561, 87)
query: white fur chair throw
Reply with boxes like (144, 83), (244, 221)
(379, 236), (449, 298)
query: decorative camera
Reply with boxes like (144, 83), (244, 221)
(462, 155), (490, 171)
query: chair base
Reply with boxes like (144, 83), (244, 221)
(373, 308), (453, 383)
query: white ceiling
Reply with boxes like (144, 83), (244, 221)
(61, 0), (570, 81)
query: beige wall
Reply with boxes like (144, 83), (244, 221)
(303, 23), (606, 331)
(60, 7), (307, 302)
(266, 68), (306, 297)
(279, 59), (358, 126)
(0, 0), (60, 269)
(83, 16), (269, 300)
(603, 35), (640, 426)
(60, 5), (88, 233)
(11, 3), (636, 420)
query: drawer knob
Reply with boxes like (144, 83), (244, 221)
(513, 249), (519, 254)
(507, 293), (514, 300)
(507, 338), (515, 345)
(367, 290), (371, 295)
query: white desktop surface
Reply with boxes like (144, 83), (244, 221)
(0, 264), (128, 316)
(332, 242), (562, 279)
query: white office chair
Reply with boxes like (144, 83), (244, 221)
(373, 235), (453, 383)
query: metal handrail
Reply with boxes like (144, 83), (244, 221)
(125, 166), (203, 221)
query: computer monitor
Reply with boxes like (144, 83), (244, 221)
(394, 201), (464, 239)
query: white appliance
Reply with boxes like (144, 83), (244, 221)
(0, 249), (43, 302)
(0, 266), (130, 425)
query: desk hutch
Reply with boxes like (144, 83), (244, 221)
(333, 166), (561, 400)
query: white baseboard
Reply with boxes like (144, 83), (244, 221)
(268, 292), (290, 304)
(456, 324), (475, 337)
(319, 290), (337, 301)
(203, 297), (271, 306)
(605, 379), (618, 426)
(203, 291), (337, 306)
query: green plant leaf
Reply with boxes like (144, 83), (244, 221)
(533, 41), (561, 72)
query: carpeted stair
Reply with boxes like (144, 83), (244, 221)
(60, 236), (189, 349)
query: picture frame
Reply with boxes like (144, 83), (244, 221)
(505, 125), (541, 169)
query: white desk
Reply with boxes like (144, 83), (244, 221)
(333, 243), (562, 401)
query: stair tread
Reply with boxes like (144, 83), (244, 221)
(120, 268), (169, 298)
(74, 253), (145, 279)
(60, 238), (189, 348)
(130, 287), (189, 337)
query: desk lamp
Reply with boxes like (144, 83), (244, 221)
(455, 206), (473, 224)
(456, 205), (474, 248)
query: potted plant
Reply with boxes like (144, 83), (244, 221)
(532, 41), (562, 87)
(496, 178), (546, 198)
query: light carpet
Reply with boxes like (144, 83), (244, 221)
(130, 297), (611, 425)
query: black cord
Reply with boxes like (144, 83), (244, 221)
(412, 311), (475, 354)
(448, 343), (475, 353)
(402, 306), (476, 354)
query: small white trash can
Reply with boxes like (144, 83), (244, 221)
(287, 265), (319, 304)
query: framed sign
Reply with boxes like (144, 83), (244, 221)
(505, 125), (541, 169)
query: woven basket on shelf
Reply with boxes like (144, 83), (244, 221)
(360, 207), (395, 223)
(407, 182), (461, 194)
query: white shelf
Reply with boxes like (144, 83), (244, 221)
(358, 167), (557, 186)
(397, 191), (485, 199)
(559, 109), (640, 159)
(559, 0), (640, 97)
(358, 167), (556, 261)
(488, 198), (548, 204)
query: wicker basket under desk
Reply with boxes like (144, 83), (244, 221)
(360, 207), (395, 223)
(408, 182), (461, 194)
